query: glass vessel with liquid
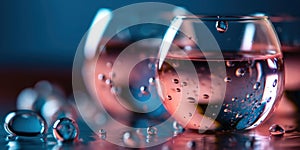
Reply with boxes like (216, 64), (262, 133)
(157, 16), (284, 131)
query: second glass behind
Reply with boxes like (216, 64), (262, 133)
(156, 16), (284, 131)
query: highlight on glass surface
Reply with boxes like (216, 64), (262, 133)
(156, 15), (284, 131)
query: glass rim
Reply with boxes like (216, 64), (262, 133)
(175, 15), (269, 21)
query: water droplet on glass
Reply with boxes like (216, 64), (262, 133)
(187, 97), (196, 103)
(231, 97), (237, 102)
(180, 82), (187, 87)
(224, 108), (231, 113)
(246, 93), (253, 99)
(4, 110), (47, 137)
(267, 97), (272, 103)
(111, 86), (121, 95)
(253, 82), (260, 90)
(105, 79), (112, 85)
(148, 63), (155, 70)
(226, 61), (235, 67)
(167, 95), (172, 100)
(140, 86), (148, 94)
(147, 126), (158, 135)
(176, 88), (181, 92)
(188, 112), (192, 117)
(216, 20), (228, 33)
(235, 68), (246, 77)
(203, 94), (209, 99)
(173, 121), (183, 131)
(123, 131), (139, 147)
(99, 129), (106, 140)
(186, 140), (196, 149)
(97, 74), (105, 81)
(184, 45), (192, 51)
(52, 117), (79, 143)
(106, 62), (112, 68)
(273, 79), (277, 87)
(148, 77), (155, 85)
(224, 77), (232, 82)
(173, 79), (179, 84)
(269, 124), (285, 136)
(109, 72), (115, 78)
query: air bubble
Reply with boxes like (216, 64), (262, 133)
(186, 140), (196, 149)
(4, 110), (47, 137)
(224, 77), (232, 82)
(173, 79), (179, 84)
(52, 117), (79, 143)
(203, 94), (209, 99)
(273, 79), (277, 87)
(99, 129), (106, 140)
(253, 82), (260, 90)
(187, 97), (196, 103)
(147, 126), (158, 135)
(235, 68), (246, 77)
(97, 74), (105, 81)
(269, 124), (285, 136)
(216, 20), (228, 33)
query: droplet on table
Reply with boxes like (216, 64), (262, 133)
(4, 110), (47, 136)
(52, 117), (79, 143)
(269, 124), (285, 136)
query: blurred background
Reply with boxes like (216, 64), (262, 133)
(1, 0), (300, 119)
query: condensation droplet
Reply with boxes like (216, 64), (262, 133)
(203, 94), (209, 99)
(173, 79), (179, 84)
(267, 97), (272, 103)
(253, 82), (260, 90)
(167, 95), (172, 100)
(226, 61), (235, 67)
(269, 124), (285, 136)
(235, 68), (246, 77)
(273, 79), (277, 87)
(186, 140), (196, 149)
(97, 74), (105, 81)
(176, 88), (181, 92)
(52, 117), (79, 143)
(216, 20), (228, 33)
(147, 126), (158, 135)
(187, 97), (196, 103)
(148, 77), (155, 85)
(99, 129), (106, 140)
(4, 110), (47, 136)
(224, 77), (232, 82)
